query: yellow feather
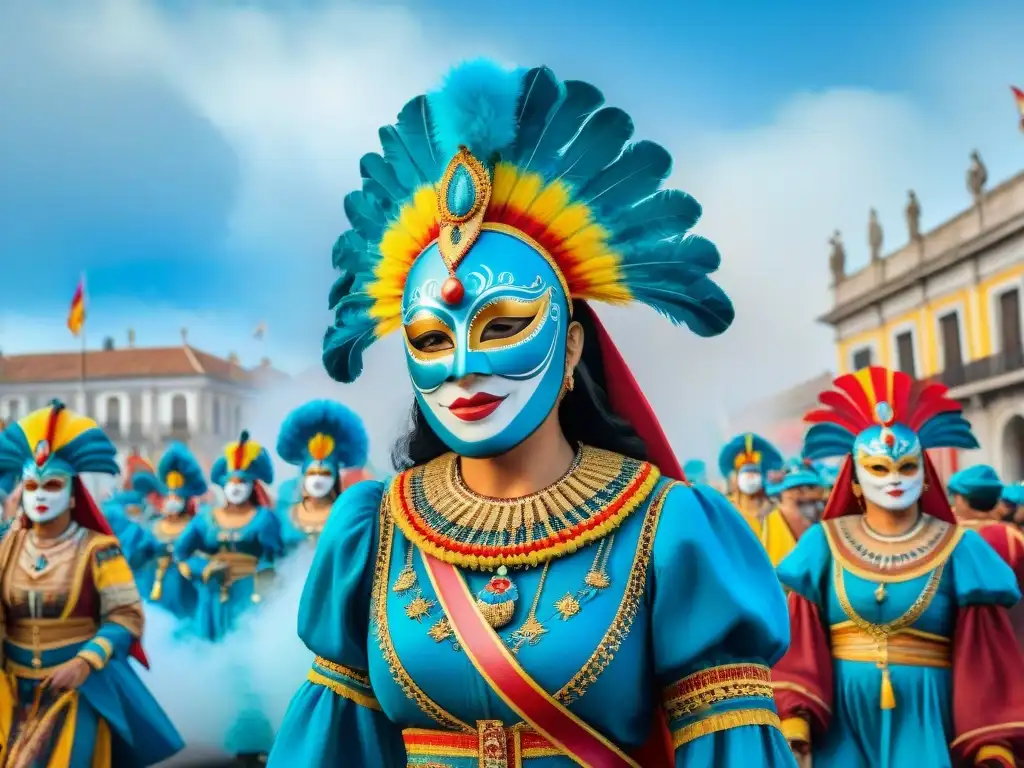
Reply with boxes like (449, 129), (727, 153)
(307, 433), (336, 462)
(523, 180), (572, 227)
(854, 369), (877, 409)
(165, 471), (185, 490)
(490, 163), (519, 207)
(224, 440), (262, 472)
(18, 406), (97, 454)
(505, 173), (544, 214)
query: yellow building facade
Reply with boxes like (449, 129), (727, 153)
(822, 165), (1024, 480)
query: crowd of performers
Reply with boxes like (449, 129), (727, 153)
(0, 397), (373, 766)
(2, 57), (1024, 768)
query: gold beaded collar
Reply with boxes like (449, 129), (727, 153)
(387, 445), (660, 570)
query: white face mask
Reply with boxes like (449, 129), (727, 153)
(736, 472), (763, 496)
(22, 474), (73, 524)
(797, 500), (824, 522)
(303, 473), (336, 500)
(855, 452), (924, 512)
(224, 480), (252, 506)
(163, 496), (186, 515)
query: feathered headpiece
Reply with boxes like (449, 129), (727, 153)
(144, 442), (209, 503)
(210, 430), (274, 488)
(276, 399), (369, 473)
(947, 465), (1004, 511)
(122, 451), (155, 491)
(323, 59), (733, 384)
(802, 367), (977, 522)
(768, 457), (823, 495)
(717, 433), (783, 480)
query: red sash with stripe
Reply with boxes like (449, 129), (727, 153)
(422, 551), (642, 768)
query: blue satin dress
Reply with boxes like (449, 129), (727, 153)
(171, 505), (284, 642)
(116, 516), (201, 623)
(777, 522), (1020, 767)
(0, 523), (183, 766)
(269, 447), (796, 767)
(274, 478), (330, 551)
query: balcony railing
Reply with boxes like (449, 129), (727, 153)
(933, 347), (1024, 390)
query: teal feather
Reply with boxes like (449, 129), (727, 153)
(379, 125), (429, 189)
(621, 235), (721, 276)
(630, 276), (734, 337)
(609, 189), (702, 245)
(362, 179), (396, 215)
(551, 107), (634, 188)
(331, 230), (368, 270)
(343, 192), (386, 241)
(359, 153), (408, 203)
(510, 68), (561, 166)
(428, 60), (522, 162)
(395, 95), (442, 181)
(322, 319), (377, 384)
(518, 80), (604, 173)
(578, 139), (671, 215)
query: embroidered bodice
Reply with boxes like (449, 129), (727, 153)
(3, 523), (91, 620)
(179, 506), (280, 560)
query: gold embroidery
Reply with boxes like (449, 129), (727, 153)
(554, 594), (581, 620)
(406, 596), (435, 621)
(671, 708), (782, 748)
(662, 663), (775, 721)
(372, 496), (473, 733)
(822, 518), (964, 582)
(313, 656), (370, 685)
(427, 619), (453, 643)
(307, 669), (381, 711)
(389, 446), (659, 569)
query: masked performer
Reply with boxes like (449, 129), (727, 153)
(1004, 482), (1024, 526)
(719, 433), (784, 534)
(773, 367), (1024, 768)
(269, 60), (793, 768)
(761, 458), (825, 567)
(275, 399), (370, 549)
(115, 444), (208, 620)
(0, 402), (183, 767)
(102, 454), (158, 536)
(172, 430), (283, 641)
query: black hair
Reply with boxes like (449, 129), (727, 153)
(964, 486), (1003, 514)
(390, 301), (648, 471)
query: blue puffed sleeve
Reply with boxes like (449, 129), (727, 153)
(776, 524), (833, 604)
(950, 528), (1021, 607)
(254, 506), (285, 568)
(267, 480), (405, 767)
(651, 482), (797, 766)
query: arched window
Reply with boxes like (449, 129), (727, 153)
(5, 400), (19, 421)
(212, 398), (222, 436)
(1002, 415), (1024, 483)
(171, 395), (188, 432)
(105, 397), (121, 433)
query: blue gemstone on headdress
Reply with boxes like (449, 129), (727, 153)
(874, 401), (894, 424)
(447, 164), (476, 217)
(450, 226), (462, 245)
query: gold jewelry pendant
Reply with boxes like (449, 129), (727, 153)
(874, 583), (887, 603)
(392, 567), (417, 593)
(476, 566), (518, 629)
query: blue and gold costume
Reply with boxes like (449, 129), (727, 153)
(0, 403), (182, 766)
(774, 368), (1024, 768)
(173, 431), (283, 642)
(719, 433), (784, 535)
(117, 444), (208, 621)
(270, 61), (793, 767)
(275, 399), (369, 549)
(761, 458), (825, 567)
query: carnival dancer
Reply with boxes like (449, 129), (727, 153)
(117, 443), (209, 620)
(275, 399), (370, 549)
(719, 432), (784, 534)
(173, 430), (283, 640)
(761, 458), (825, 567)
(0, 401), (183, 766)
(103, 453), (159, 535)
(773, 367), (1024, 768)
(1001, 481), (1024, 526)
(269, 60), (794, 768)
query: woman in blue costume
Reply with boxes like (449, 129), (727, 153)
(774, 367), (1024, 768)
(102, 454), (159, 537)
(269, 61), (795, 767)
(115, 443), (208, 621)
(719, 433), (784, 535)
(0, 401), (183, 766)
(173, 430), (283, 640)
(275, 399), (370, 550)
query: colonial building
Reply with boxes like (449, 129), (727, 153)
(0, 340), (288, 473)
(822, 154), (1024, 481)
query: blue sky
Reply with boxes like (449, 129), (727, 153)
(0, 0), (1022, 459)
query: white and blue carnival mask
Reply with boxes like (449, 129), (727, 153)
(403, 233), (568, 458)
(853, 415), (924, 512)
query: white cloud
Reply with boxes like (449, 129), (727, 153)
(5, 0), (1022, 469)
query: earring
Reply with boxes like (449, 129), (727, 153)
(564, 373), (575, 392)
(923, 482), (930, 492)
(851, 483), (863, 498)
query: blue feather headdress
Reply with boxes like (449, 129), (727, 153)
(276, 400), (369, 473)
(210, 430), (274, 488)
(717, 433), (783, 479)
(0, 400), (119, 480)
(150, 443), (209, 501)
(322, 59), (734, 383)
(769, 457), (824, 495)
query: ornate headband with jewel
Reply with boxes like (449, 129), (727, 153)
(802, 366), (979, 459)
(322, 59), (736, 383)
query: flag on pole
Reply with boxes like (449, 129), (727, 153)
(1012, 86), (1024, 132)
(252, 321), (267, 340)
(67, 275), (86, 337)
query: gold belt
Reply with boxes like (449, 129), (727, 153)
(402, 724), (561, 767)
(212, 551), (259, 581)
(830, 622), (951, 668)
(6, 617), (97, 672)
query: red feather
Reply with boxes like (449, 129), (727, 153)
(832, 373), (874, 421)
(869, 367), (890, 410)
(817, 390), (871, 432)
